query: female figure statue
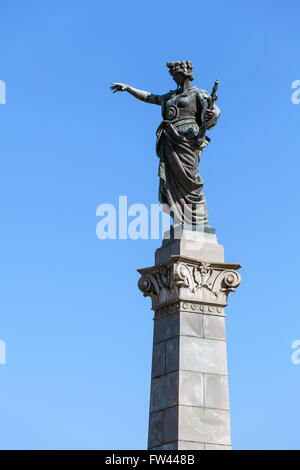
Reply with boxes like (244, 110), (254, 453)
(111, 61), (220, 230)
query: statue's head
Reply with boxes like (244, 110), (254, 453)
(167, 61), (194, 85)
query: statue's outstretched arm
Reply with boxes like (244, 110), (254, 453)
(110, 83), (162, 105)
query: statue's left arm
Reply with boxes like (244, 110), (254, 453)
(197, 90), (221, 130)
(195, 91), (220, 148)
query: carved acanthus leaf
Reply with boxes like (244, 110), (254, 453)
(138, 257), (241, 308)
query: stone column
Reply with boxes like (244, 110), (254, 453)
(138, 228), (241, 450)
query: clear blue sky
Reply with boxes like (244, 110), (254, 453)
(0, 0), (300, 450)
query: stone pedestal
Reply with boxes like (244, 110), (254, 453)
(138, 228), (241, 450)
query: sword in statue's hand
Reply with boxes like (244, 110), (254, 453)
(209, 79), (219, 109)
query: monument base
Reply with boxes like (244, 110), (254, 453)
(138, 228), (241, 450)
(155, 226), (224, 264)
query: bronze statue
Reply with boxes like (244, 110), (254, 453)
(111, 61), (220, 230)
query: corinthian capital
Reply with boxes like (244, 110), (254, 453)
(138, 255), (241, 310)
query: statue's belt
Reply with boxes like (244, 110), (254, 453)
(165, 116), (196, 125)
(156, 116), (197, 135)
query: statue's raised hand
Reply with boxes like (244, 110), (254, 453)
(110, 83), (129, 93)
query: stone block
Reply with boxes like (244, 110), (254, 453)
(178, 371), (204, 407)
(180, 311), (203, 338)
(155, 229), (224, 264)
(163, 406), (178, 443)
(154, 313), (179, 344)
(178, 441), (205, 450)
(148, 411), (163, 448)
(204, 374), (229, 410)
(179, 406), (231, 446)
(203, 315), (226, 340)
(152, 342), (165, 378)
(150, 372), (178, 412)
(180, 336), (228, 375)
(152, 442), (178, 450)
(165, 337), (179, 373)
